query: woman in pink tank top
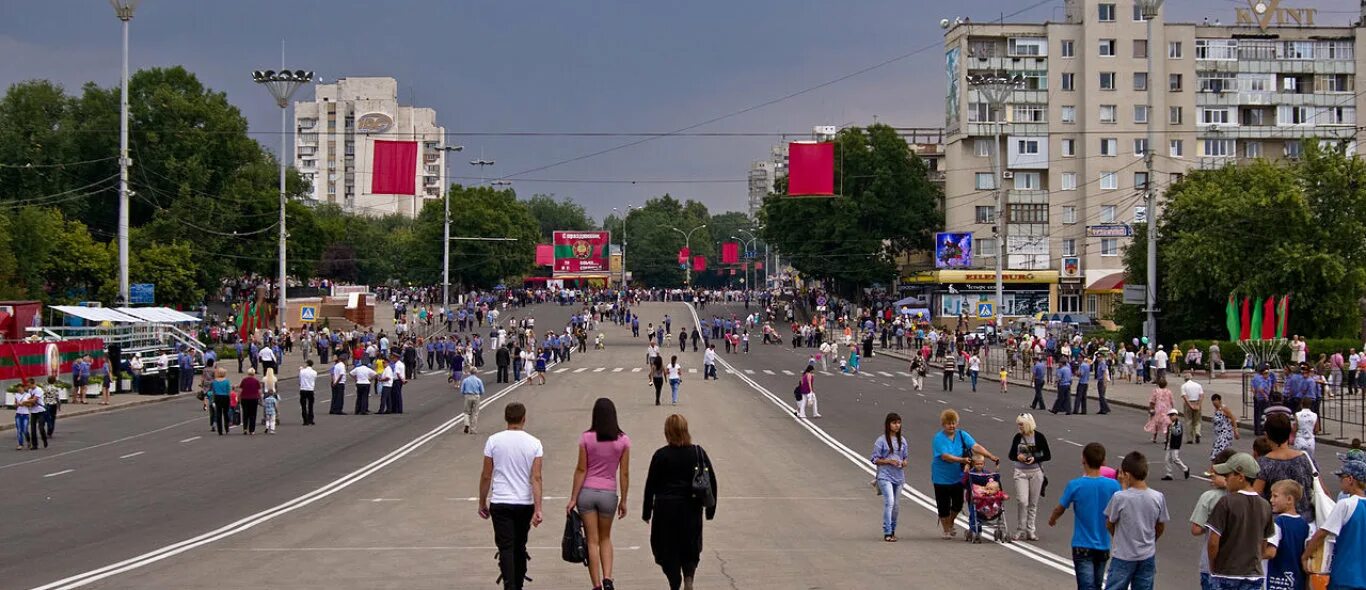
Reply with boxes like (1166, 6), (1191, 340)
(566, 398), (631, 590)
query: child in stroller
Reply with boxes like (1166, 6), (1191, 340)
(965, 453), (1010, 543)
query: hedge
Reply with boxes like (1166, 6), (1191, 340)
(1169, 338), (1362, 369)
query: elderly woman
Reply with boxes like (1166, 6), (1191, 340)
(643, 414), (718, 590)
(1008, 413), (1052, 541)
(931, 409), (998, 539)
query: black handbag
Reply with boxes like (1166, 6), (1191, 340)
(793, 385), (804, 401)
(691, 446), (716, 508)
(561, 508), (588, 565)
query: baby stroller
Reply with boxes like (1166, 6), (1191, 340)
(964, 466), (1010, 543)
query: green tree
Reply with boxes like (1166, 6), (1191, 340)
(525, 194), (595, 240)
(99, 241), (203, 306)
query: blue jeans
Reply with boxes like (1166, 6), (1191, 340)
(15, 414), (29, 446)
(1200, 572), (1212, 590)
(1072, 547), (1110, 590)
(877, 479), (900, 535)
(1207, 577), (1261, 590)
(970, 370), (979, 391)
(1104, 556), (1155, 590)
(670, 378), (681, 403)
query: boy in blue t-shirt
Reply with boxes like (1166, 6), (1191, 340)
(1050, 442), (1122, 590)
(1266, 480), (1310, 590)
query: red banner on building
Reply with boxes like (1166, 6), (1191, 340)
(721, 242), (740, 265)
(553, 231), (611, 274)
(787, 142), (835, 196)
(692, 256), (706, 272)
(535, 244), (555, 266)
(371, 140), (418, 195)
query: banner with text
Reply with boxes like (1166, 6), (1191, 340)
(553, 231), (612, 274)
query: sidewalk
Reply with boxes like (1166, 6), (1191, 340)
(872, 347), (1366, 447)
(1, 390), (192, 432)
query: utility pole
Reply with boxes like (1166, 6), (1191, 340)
(439, 145), (464, 312)
(967, 73), (1023, 332)
(110, 0), (138, 305)
(1139, 0), (1166, 347)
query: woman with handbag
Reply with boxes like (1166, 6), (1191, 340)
(794, 365), (820, 419)
(643, 414), (718, 590)
(566, 398), (631, 590)
(1008, 413), (1051, 541)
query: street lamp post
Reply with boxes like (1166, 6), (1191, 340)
(734, 231), (759, 289)
(470, 158), (495, 185)
(1138, 0), (1165, 347)
(966, 72), (1024, 332)
(110, 0), (139, 305)
(252, 68), (313, 330)
(439, 145), (465, 313)
(670, 224), (707, 288)
(612, 205), (634, 288)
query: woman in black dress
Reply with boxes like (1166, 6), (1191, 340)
(643, 414), (718, 590)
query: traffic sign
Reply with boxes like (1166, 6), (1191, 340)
(129, 283), (154, 305)
(977, 302), (994, 319)
(299, 305), (318, 323)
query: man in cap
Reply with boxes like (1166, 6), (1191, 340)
(1250, 364), (1274, 435)
(1304, 459), (1366, 590)
(1206, 453), (1274, 590)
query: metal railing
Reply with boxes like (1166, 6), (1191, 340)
(26, 323), (206, 356)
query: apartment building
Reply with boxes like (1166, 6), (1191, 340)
(940, 0), (1363, 322)
(293, 77), (447, 218)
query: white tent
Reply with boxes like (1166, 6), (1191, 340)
(115, 307), (200, 323)
(50, 305), (142, 323)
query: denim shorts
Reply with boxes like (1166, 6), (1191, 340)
(576, 487), (619, 516)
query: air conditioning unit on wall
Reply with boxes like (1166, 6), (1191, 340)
(1001, 171), (1015, 179)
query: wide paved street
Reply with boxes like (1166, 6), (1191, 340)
(10, 301), (1334, 589)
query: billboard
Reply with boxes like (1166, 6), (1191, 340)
(787, 142), (835, 196)
(553, 231), (611, 274)
(934, 232), (974, 268)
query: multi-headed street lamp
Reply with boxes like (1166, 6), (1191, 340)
(671, 224), (707, 287)
(252, 68), (313, 330)
(439, 145), (465, 312)
(110, 0), (139, 305)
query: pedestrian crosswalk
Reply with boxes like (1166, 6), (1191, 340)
(534, 364), (927, 383)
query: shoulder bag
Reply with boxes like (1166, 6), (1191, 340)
(692, 446), (716, 508)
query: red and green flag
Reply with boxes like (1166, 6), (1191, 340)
(1261, 296), (1277, 340)
(1276, 294), (1290, 338)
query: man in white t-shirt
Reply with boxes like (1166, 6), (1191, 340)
(350, 363), (376, 415)
(376, 359), (395, 415)
(703, 344), (718, 380)
(1181, 374), (1204, 445)
(479, 402), (543, 590)
(298, 360), (317, 425)
(329, 359), (348, 415)
(1154, 346), (1169, 381)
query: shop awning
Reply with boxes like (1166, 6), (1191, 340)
(116, 307), (201, 323)
(1085, 272), (1126, 293)
(51, 305), (142, 323)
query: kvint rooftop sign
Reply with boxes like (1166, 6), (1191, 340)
(1235, 0), (1317, 31)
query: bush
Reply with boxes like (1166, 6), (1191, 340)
(7, 381), (71, 393)
(1166, 338), (1363, 370)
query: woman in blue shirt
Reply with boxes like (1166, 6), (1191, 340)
(871, 412), (909, 542)
(931, 409), (998, 539)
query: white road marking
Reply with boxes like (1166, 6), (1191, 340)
(937, 399), (947, 404)
(897, 371), (912, 376)
(878, 371), (894, 377)
(1059, 439), (1085, 447)
(781, 370), (794, 375)
(631, 368), (642, 373)
(179, 436), (201, 443)
(744, 369), (756, 374)
(688, 368), (698, 373)
(0, 416), (204, 472)
(228, 545), (642, 552)
(119, 451), (145, 459)
(555, 368), (568, 373)
(592, 367), (605, 373)
(762, 369), (775, 375)
(820, 371), (832, 376)
(367, 498), (402, 503)
(992, 417), (1005, 422)
(611, 368), (623, 372)
(44, 469), (75, 478)
(573, 368), (587, 373)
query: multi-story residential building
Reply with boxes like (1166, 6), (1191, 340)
(939, 0), (1361, 324)
(293, 77), (447, 218)
(748, 143), (790, 218)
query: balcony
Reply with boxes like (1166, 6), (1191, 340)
(968, 56), (1049, 72)
(964, 122), (1047, 137)
(424, 154), (440, 163)
(1205, 125), (1355, 140)
(1007, 189), (1048, 204)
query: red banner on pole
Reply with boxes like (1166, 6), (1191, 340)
(553, 231), (611, 274)
(721, 242), (740, 264)
(677, 247), (691, 267)
(755, 262), (764, 270)
(371, 140), (418, 195)
(535, 244), (554, 266)
(692, 256), (706, 272)
(787, 142), (835, 196)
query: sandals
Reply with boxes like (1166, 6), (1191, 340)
(883, 535), (898, 542)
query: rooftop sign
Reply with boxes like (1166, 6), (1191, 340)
(1235, 1), (1317, 31)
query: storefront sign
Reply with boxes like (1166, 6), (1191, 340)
(940, 270), (1059, 284)
(1235, 1), (1317, 31)
(1086, 225), (1133, 238)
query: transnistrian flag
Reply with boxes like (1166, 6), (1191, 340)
(1225, 294), (1239, 342)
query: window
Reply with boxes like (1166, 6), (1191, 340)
(1100, 72), (1116, 90)
(1061, 172), (1078, 190)
(1196, 39), (1238, 60)
(1133, 72), (1148, 91)
(1169, 106), (1183, 125)
(1168, 41), (1183, 59)
(1324, 106), (1356, 125)
(975, 238), (997, 259)
(1200, 108), (1231, 125)
(1012, 104), (1047, 123)
(1203, 139), (1236, 157)
(968, 103), (1004, 122)
(1062, 73), (1076, 91)
(1014, 172), (1042, 190)
(1099, 39), (1116, 56)
(1017, 139), (1041, 154)
(975, 205), (996, 224)
(1134, 105), (1149, 124)
(1061, 138), (1076, 157)
(1100, 137), (1118, 156)
(1061, 205), (1077, 224)
(1243, 108), (1269, 126)
(1283, 41), (1314, 60)
(975, 172), (996, 190)
(1008, 38), (1047, 56)
(1199, 72), (1236, 93)
(1285, 141), (1303, 158)
(1098, 3), (1115, 22)
(1101, 238), (1119, 256)
(1323, 40), (1354, 60)
(1062, 238), (1077, 257)
(1009, 203), (1049, 224)
(1277, 105), (1310, 126)
(1170, 139), (1184, 157)
(1100, 171), (1118, 190)
(1169, 73), (1183, 91)
(1100, 205), (1117, 223)
(1134, 138), (1148, 155)
(1133, 40), (1148, 59)
(1061, 105), (1077, 123)
(1245, 141), (1262, 158)
(1100, 105), (1117, 123)
(974, 139), (992, 157)
(1134, 172), (1149, 189)
(1061, 40), (1075, 58)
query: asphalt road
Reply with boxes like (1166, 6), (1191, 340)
(3, 302), (582, 590)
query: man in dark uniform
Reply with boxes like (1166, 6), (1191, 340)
(495, 344), (511, 384)
(690, 328), (700, 352)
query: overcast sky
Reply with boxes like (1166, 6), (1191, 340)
(2, 0), (1361, 221)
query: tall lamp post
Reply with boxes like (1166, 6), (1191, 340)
(470, 158), (495, 185)
(439, 145), (465, 313)
(110, 0), (139, 305)
(612, 205), (635, 288)
(966, 72), (1023, 333)
(734, 230), (759, 289)
(1138, 0), (1165, 348)
(252, 68), (313, 330)
(671, 224), (707, 288)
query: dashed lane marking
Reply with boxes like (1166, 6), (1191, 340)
(592, 368), (605, 373)
(555, 368), (569, 373)
(631, 368), (642, 373)
(573, 368), (587, 373)
(119, 451), (145, 459)
(762, 370), (776, 375)
(612, 368), (623, 372)
(44, 469), (74, 478)
(781, 370), (794, 376)
(179, 436), (201, 443)
(878, 371), (894, 377)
